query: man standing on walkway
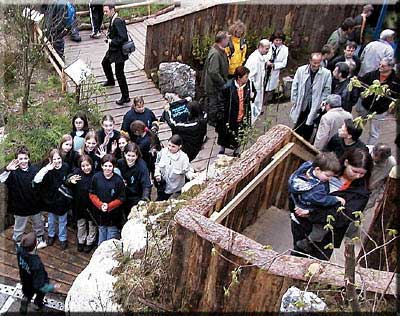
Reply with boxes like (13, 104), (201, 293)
(245, 39), (270, 124)
(202, 31), (229, 127)
(290, 52), (332, 141)
(357, 57), (400, 145)
(313, 94), (353, 150)
(101, 2), (130, 105)
(89, 0), (104, 39)
(358, 29), (395, 77)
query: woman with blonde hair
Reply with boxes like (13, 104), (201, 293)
(225, 20), (247, 77)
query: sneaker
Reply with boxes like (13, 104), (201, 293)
(60, 240), (68, 250)
(84, 244), (94, 253)
(116, 97), (131, 105)
(47, 236), (55, 246)
(36, 236), (47, 249)
(77, 243), (84, 252)
(93, 32), (102, 39)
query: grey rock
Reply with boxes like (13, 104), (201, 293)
(158, 62), (196, 99)
(280, 286), (327, 312)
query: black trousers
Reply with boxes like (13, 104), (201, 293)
(22, 284), (45, 307)
(89, 4), (103, 33)
(102, 53), (129, 99)
(294, 108), (314, 142)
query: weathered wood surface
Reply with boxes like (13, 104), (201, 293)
(169, 208), (397, 312)
(0, 223), (90, 296)
(360, 169), (400, 272)
(144, 3), (361, 72)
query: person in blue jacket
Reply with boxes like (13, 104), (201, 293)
(288, 152), (345, 253)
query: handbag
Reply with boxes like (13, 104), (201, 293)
(122, 32), (135, 56)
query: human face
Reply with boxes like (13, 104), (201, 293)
(259, 44), (270, 55)
(103, 6), (114, 18)
(220, 35), (230, 49)
(52, 153), (62, 169)
(273, 38), (283, 47)
(168, 141), (181, 154)
(343, 160), (367, 180)
(102, 120), (114, 136)
(333, 66), (341, 80)
(125, 151), (138, 167)
(378, 61), (392, 75)
(234, 28), (244, 38)
(74, 118), (85, 131)
(344, 46), (355, 58)
(134, 102), (145, 113)
(102, 161), (114, 178)
(310, 55), (322, 71)
(237, 73), (249, 86)
(61, 140), (73, 154)
(314, 168), (335, 182)
(118, 138), (128, 151)
(338, 124), (350, 139)
(17, 154), (29, 169)
(85, 137), (97, 152)
(81, 160), (92, 174)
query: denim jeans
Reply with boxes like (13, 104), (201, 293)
(98, 225), (120, 245)
(48, 212), (68, 242)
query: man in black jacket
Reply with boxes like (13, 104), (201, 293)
(357, 57), (400, 145)
(332, 62), (359, 112)
(101, 2), (130, 105)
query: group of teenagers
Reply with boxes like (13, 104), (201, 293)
(1, 96), (207, 257)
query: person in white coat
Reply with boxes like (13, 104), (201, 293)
(244, 39), (271, 124)
(265, 31), (289, 102)
(290, 52), (332, 141)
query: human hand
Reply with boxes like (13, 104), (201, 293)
(46, 160), (55, 171)
(96, 145), (107, 159)
(155, 175), (161, 182)
(111, 140), (117, 153)
(53, 283), (61, 292)
(6, 159), (20, 171)
(336, 196), (346, 206)
(295, 207), (310, 217)
(70, 175), (81, 184)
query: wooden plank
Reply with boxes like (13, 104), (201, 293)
(210, 143), (295, 224)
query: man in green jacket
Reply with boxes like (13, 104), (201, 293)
(202, 31), (230, 126)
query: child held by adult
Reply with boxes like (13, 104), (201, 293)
(0, 146), (47, 248)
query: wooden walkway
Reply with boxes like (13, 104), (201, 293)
(0, 223), (90, 296)
(64, 20), (220, 171)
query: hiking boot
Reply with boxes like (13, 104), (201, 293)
(116, 97), (131, 105)
(84, 244), (95, 253)
(60, 240), (68, 250)
(77, 243), (84, 252)
(47, 236), (55, 246)
(296, 238), (312, 253)
(36, 236), (47, 249)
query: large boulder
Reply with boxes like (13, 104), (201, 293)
(158, 62), (196, 99)
(65, 239), (122, 313)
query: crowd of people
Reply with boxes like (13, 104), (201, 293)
(4, 3), (400, 313)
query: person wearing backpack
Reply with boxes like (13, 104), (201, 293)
(101, 2), (130, 105)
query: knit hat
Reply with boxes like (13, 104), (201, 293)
(21, 232), (37, 252)
(326, 94), (342, 108)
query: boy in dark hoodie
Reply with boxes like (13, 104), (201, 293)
(16, 232), (58, 314)
(288, 152), (346, 253)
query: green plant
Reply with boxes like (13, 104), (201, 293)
(192, 35), (214, 64)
